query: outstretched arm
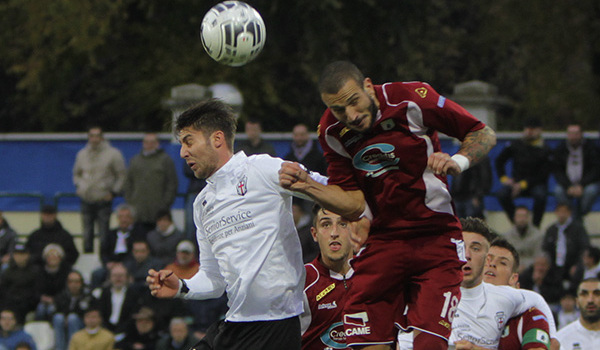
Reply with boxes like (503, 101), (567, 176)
(279, 162), (366, 221)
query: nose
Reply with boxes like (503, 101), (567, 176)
(346, 106), (361, 122)
(330, 225), (340, 239)
(180, 145), (189, 159)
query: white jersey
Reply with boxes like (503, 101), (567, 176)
(449, 282), (557, 349)
(556, 319), (600, 350)
(183, 151), (324, 322)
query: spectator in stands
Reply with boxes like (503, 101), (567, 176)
(556, 278), (600, 349)
(571, 245), (600, 292)
(115, 306), (160, 350)
(292, 198), (318, 264)
(501, 205), (544, 272)
(124, 133), (178, 232)
(68, 308), (114, 350)
(234, 119), (276, 156)
(35, 244), (70, 321)
(25, 204), (79, 268)
(146, 210), (184, 267)
(123, 240), (163, 294)
(92, 263), (141, 340)
(542, 203), (590, 293)
(450, 156), (492, 219)
(52, 270), (93, 350)
(0, 242), (41, 324)
(0, 309), (37, 350)
(156, 317), (199, 350)
(0, 211), (17, 272)
(182, 162), (206, 241)
(163, 240), (199, 279)
(92, 204), (145, 288)
(519, 254), (565, 309)
(495, 117), (553, 227)
(552, 123), (600, 220)
(284, 123), (328, 175)
(73, 126), (127, 253)
(557, 292), (579, 330)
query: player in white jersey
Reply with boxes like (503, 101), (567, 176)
(398, 218), (556, 350)
(449, 217), (557, 349)
(146, 99), (328, 350)
(556, 278), (600, 350)
(484, 237), (559, 350)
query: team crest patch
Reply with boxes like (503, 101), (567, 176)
(380, 119), (395, 130)
(236, 175), (248, 196)
(340, 127), (350, 137)
(495, 311), (506, 330)
(415, 87), (428, 98)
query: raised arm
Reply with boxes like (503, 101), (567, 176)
(428, 125), (496, 177)
(279, 162), (365, 221)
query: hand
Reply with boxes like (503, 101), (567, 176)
(349, 217), (370, 253)
(146, 269), (180, 298)
(427, 152), (461, 176)
(567, 185), (583, 198)
(279, 162), (310, 191)
(511, 183), (522, 198)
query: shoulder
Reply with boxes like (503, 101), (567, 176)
(378, 81), (437, 105)
(556, 319), (580, 337)
(246, 154), (285, 177)
(304, 262), (320, 289)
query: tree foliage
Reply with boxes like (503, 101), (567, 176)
(1, 0), (599, 132)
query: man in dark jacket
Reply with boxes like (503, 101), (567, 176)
(124, 133), (178, 232)
(542, 203), (590, 293)
(156, 317), (199, 350)
(0, 242), (41, 324)
(25, 205), (79, 267)
(552, 123), (600, 220)
(495, 117), (553, 227)
(284, 123), (328, 175)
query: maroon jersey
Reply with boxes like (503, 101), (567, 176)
(318, 82), (485, 235)
(500, 308), (551, 350)
(302, 257), (353, 350)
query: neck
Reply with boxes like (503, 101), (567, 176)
(322, 257), (350, 276)
(581, 317), (600, 331)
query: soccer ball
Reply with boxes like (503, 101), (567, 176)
(200, 1), (266, 67)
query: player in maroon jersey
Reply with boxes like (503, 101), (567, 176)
(279, 61), (496, 350)
(301, 203), (364, 350)
(484, 237), (559, 350)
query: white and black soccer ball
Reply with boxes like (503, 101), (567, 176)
(200, 1), (266, 67)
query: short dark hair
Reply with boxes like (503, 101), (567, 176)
(155, 208), (173, 222)
(555, 202), (572, 211)
(175, 99), (237, 150)
(318, 61), (365, 95)
(586, 246), (600, 265)
(578, 277), (600, 294)
(460, 217), (498, 244)
(311, 202), (325, 227)
(490, 237), (520, 273)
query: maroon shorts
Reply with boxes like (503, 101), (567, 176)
(342, 230), (465, 347)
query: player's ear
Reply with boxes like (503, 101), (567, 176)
(211, 130), (225, 148)
(363, 78), (376, 100)
(310, 227), (318, 242)
(509, 273), (519, 287)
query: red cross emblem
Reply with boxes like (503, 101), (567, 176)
(236, 176), (248, 196)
